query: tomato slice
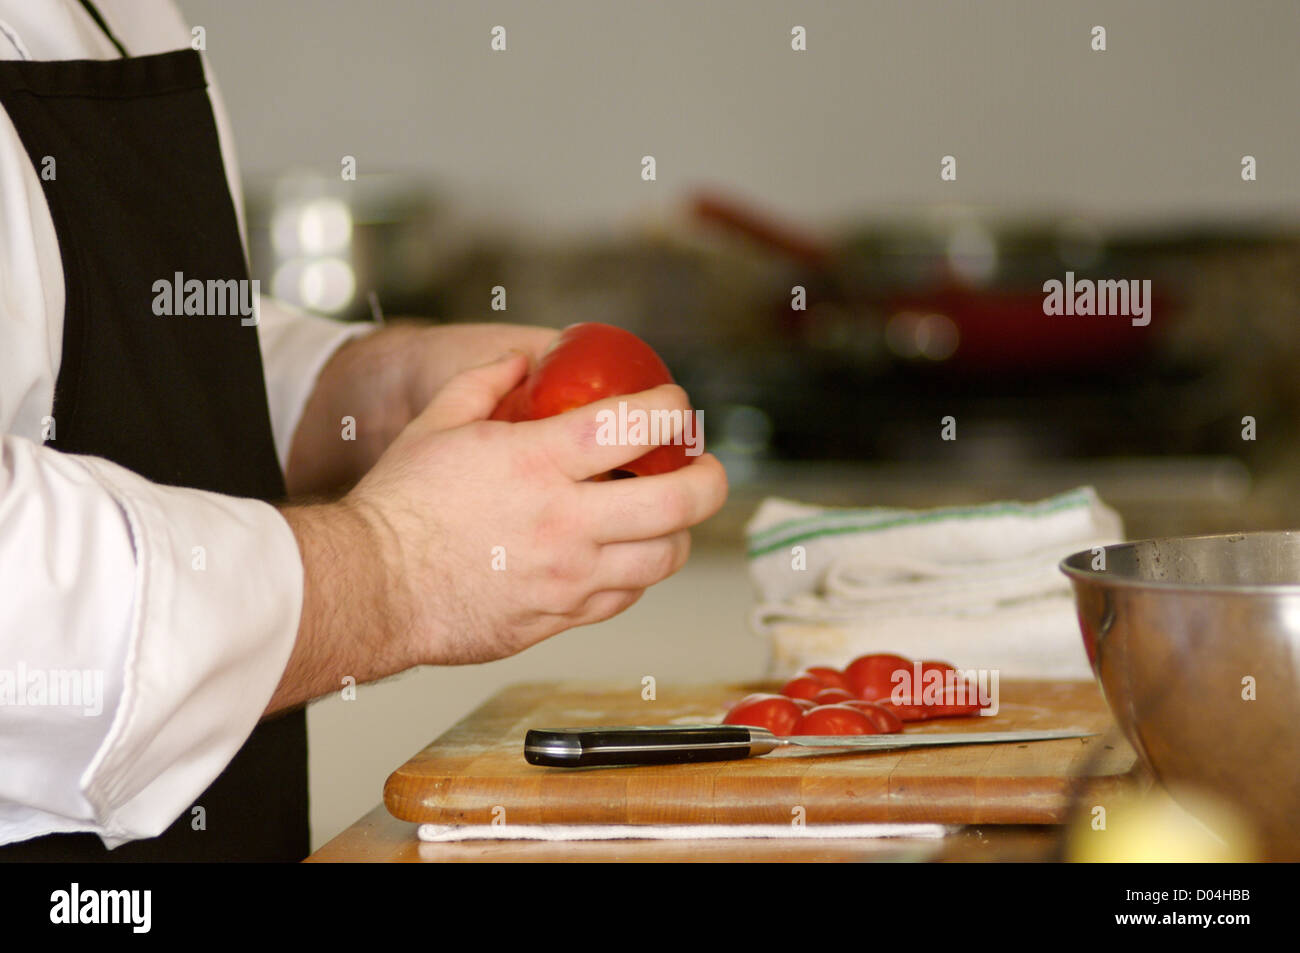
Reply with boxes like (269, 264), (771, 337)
(722, 693), (804, 735)
(845, 653), (912, 702)
(839, 699), (905, 733)
(812, 687), (856, 706)
(910, 660), (985, 718)
(788, 653), (989, 724)
(792, 704), (882, 736)
(780, 675), (827, 701)
(883, 703), (933, 722)
(802, 666), (851, 692)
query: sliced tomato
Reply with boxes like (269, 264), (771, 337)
(722, 693), (803, 735)
(812, 687), (856, 706)
(780, 675), (827, 701)
(884, 703), (934, 722)
(845, 653), (913, 702)
(914, 660), (984, 717)
(802, 666), (851, 692)
(792, 704), (882, 735)
(839, 699), (905, 733)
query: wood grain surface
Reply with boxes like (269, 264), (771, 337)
(383, 680), (1138, 827)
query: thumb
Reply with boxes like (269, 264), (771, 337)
(418, 350), (529, 432)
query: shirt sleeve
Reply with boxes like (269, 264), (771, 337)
(0, 0), (357, 850)
(255, 297), (373, 474)
(0, 436), (304, 849)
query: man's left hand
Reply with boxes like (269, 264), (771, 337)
(285, 321), (558, 495)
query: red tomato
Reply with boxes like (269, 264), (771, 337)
(910, 660), (984, 717)
(489, 322), (695, 477)
(792, 704), (881, 736)
(802, 666), (851, 692)
(840, 699), (905, 733)
(790, 698), (816, 711)
(883, 703), (933, 722)
(489, 384), (530, 423)
(812, 687), (856, 706)
(780, 675), (827, 701)
(845, 653), (913, 702)
(722, 693), (803, 735)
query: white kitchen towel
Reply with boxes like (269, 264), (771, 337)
(745, 487), (1124, 679)
(760, 594), (1092, 680)
(747, 486), (1123, 607)
(418, 822), (951, 842)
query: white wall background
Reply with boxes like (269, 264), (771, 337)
(178, 0), (1300, 236)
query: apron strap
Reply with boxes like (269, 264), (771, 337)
(74, 0), (128, 58)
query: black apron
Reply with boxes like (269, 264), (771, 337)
(0, 2), (309, 861)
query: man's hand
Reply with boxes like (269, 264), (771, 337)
(285, 322), (558, 495)
(268, 351), (727, 713)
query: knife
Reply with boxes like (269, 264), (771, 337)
(523, 724), (1095, 768)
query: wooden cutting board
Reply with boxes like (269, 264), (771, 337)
(384, 679), (1141, 826)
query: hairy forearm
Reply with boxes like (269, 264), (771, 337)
(270, 320), (563, 712)
(264, 501), (412, 715)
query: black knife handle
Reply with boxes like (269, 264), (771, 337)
(524, 725), (774, 767)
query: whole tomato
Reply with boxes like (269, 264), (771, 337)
(792, 704), (882, 736)
(489, 322), (696, 477)
(840, 699), (905, 733)
(780, 675), (827, 701)
(722, 693), (803, 735)
(802, 666), (851, 692)
(845, 653), (913, 702)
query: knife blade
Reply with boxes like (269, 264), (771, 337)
(523, 724), (1095, 768)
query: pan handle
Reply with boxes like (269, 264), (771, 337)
(690, 189), (835, 270)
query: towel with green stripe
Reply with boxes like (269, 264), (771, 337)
(745, 487), (1123, 679)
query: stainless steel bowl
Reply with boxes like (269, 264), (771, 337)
(1061, 531), (1300, 859)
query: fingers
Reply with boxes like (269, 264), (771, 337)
(417, 351), (529, 432)
(583, 453), (729, 543)
(516, 325), (561, 365)
(529, 384), (695, 481)
(574, 588), (646, 628)
(594, 530), (691, 591)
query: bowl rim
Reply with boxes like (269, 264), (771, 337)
(1059, 529), (1300, 595)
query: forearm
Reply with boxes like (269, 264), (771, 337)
(267, 352), (727, 715)
(264, 500), (414, 715)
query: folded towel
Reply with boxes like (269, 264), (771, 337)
(746, 487), (1124, 679)
(748, 486), (1122, 606)
(418, 822), (952, 842)
(760, 595), (1093, 680)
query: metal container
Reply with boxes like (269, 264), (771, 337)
(1061, 531), (1300, 859)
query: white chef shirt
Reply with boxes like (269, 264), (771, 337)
(0, 0), (370, 848)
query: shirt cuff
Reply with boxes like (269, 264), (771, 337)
(256, 297), (375, 474)
(73, 454), (304, 848)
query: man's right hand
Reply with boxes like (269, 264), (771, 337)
(269, 352), (728, 712)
